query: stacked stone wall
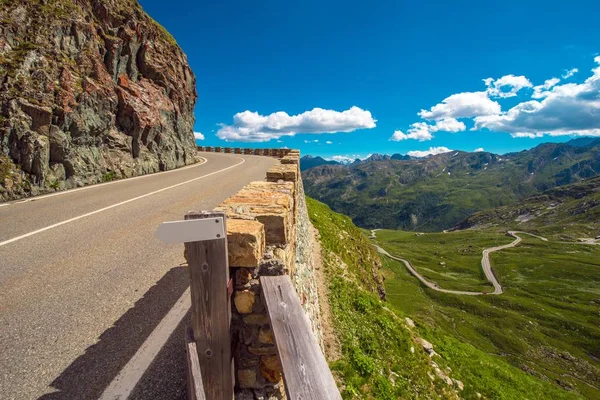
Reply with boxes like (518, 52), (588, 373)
(213, 150), (322, 398)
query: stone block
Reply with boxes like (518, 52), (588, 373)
(238, 369), (257, 388)
(266, 165), (298, 183)
(235, 268), (254, 287)
(217, 187), (293, 246)
(243, 314), (270, 325)
(235, 290), (256, 314)
(259, 327), (274, 344)
(280, 157), (299, 165)
(249, 346), (277, 356)
(260, 356), (282, 383)
(227, 219), (265, 268)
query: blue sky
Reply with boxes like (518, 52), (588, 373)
(139, 0), (600, 160)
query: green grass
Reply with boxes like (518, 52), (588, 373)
(379, 230), (600, 398)
(102, 171), (117, 182)
(375, 230), (514, 292)
(307, 198), (452, 398)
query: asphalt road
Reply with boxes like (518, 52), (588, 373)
(0, 152), (277, 400)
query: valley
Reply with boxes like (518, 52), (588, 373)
(375, 228), (600, 398)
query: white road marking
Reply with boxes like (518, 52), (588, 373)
(0, 157), (207, 207)
(98, 288), (191, 400)
(0, 157), (245, 247)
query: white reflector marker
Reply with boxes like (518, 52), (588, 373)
(155, 217), (225, 244)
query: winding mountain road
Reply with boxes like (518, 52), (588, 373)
(0, 152), (277, 400)
(372, 230), (547, 296)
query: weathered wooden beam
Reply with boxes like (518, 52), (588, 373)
(184, 211), (233, 400)
(260, 276), (342, 400)
(186, 327), (207, 400)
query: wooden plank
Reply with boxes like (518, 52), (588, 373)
(260, 276), (342, 400)
(185, 211), (233, 400)
(186, 327), (207, 400)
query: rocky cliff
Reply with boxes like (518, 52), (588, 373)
(0, 0), (197, 201)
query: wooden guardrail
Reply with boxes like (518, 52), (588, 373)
(156, 148), (338, 399)
(186, 327), (207, 400)
(158, 213), (340, 399)
(261, 276), (342, 400)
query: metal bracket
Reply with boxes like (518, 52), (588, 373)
(155, 217), (226, 244)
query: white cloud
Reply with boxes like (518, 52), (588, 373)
(532, 77), (560, 99)
(391, 123), (433, 141)
(474, 147), (485, 152)
(433, 118), (466, 132)
(217, 106), (376, 142)
(407, 146), (453, 158)
(193, 131), (205, 140)
(390, 118), (465, 142)
(475, 56), (600, 138)
(325, 141), (333, 144)
(562, 68), (578, 79)
(418, 92), (501, 120)
(484, 75), (533, 98)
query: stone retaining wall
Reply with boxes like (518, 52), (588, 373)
(197, 146), (292, 158)
(213, 149), (323, 399)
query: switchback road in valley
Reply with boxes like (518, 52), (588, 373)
(372, 230), (548, 296)
(0, 152), (277, 400)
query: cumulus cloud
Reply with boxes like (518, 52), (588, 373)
(474, 147), (485, 152)
(391, 123), (433, 141)
(484, 75), (533, 98)
(407, 146), (453, 158)
(193, 131), (205, 140)
(390, 118), (465, 141)
(216, 106), (376, 142)
(418, 92), (501, 120)
(325, 141), (333, 144)
(532, 77), (561, 99)
(433, 118), (466, 132)
(475, 56), (600, 138)
(562, 68), (578, 79)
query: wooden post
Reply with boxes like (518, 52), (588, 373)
(184, 211), (233, 400)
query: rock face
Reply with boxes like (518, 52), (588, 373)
(0, 0), (197, 201)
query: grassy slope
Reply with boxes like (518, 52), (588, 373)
(307, 198), (457, 399)
(378, 229), (600, 398)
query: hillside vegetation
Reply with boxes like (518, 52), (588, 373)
(456, 176), (600, 240)
(308, 198), (462, 399)
(376, 229), (600, 398)
(303, 139), (600, 231)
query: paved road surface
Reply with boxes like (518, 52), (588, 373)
(0, 152), (277, 400)
(372, 230), (544, 296)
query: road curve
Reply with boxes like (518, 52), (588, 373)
(0, 152), (277, 400)
(372, 230), (546, 296)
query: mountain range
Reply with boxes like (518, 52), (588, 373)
(302, 138), (600, 231)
